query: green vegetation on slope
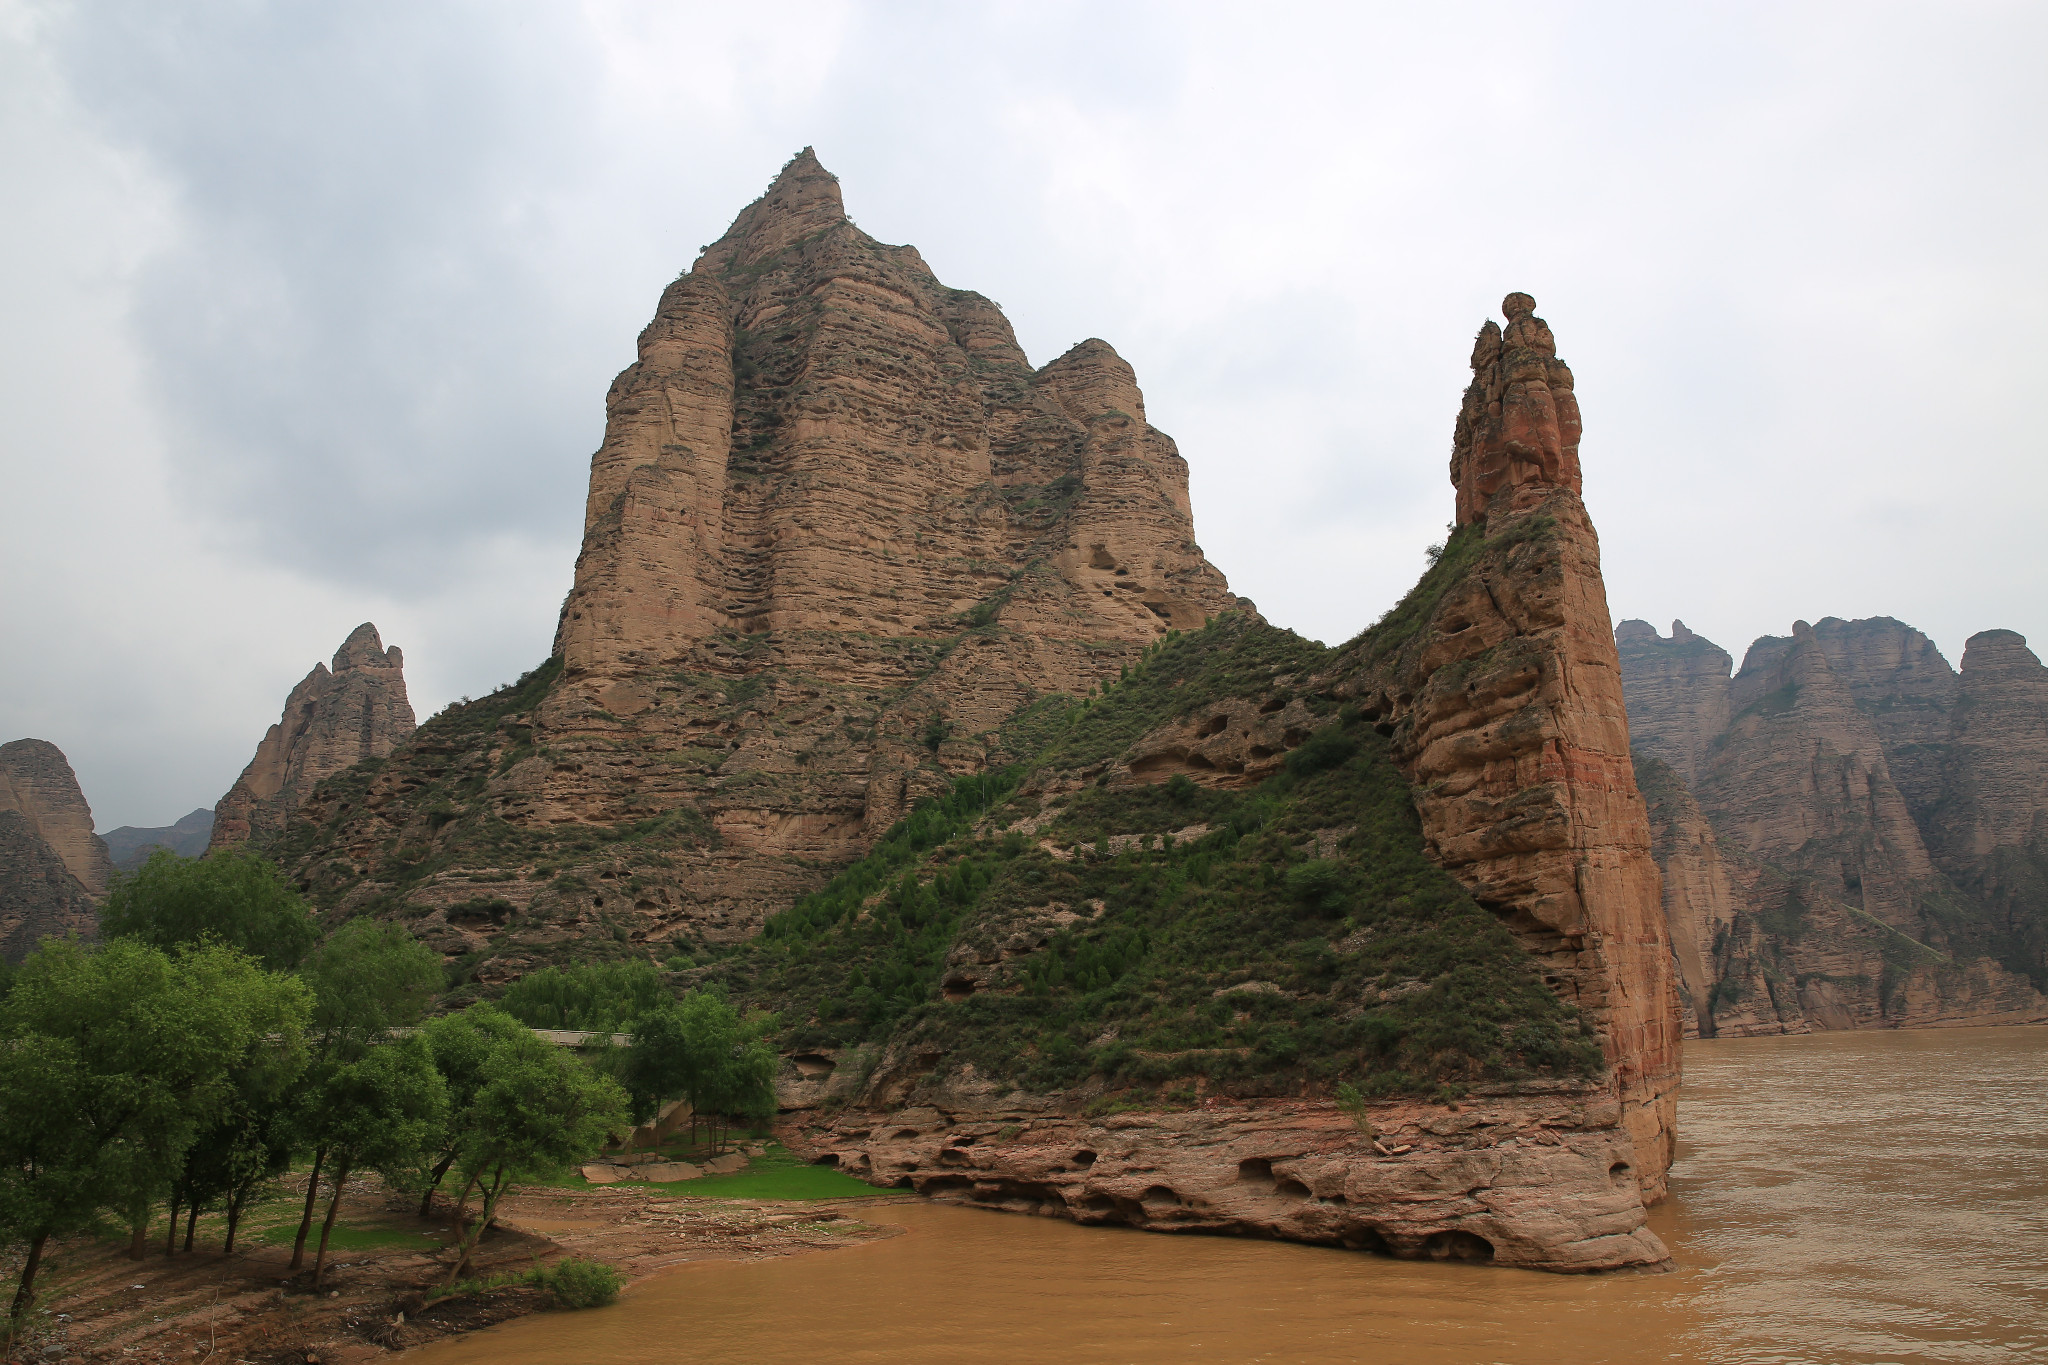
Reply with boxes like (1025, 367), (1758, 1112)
(717, 616), (1601, 1101)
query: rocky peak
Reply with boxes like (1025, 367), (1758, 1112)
(1613, 619), (1734, 787)
(1932, 630), (2048, 865)
(0, 738), (111, 897)
(1450, 292), (1584, 526)
(210, 623), (416, 851)
(695, 147), (849, 273)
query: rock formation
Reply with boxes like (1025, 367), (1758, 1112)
(0, 738), (112, 896)
(273, 151), (1245, 975)
(1617, 618), (2047, 1034)
(211, 624), (415, 851)
(0, 810), (99, 962)
(1346, 295), (1679, 1199)
(0, 738), (106, 960)
(103, 809), (215, 870)
(1926, 631), (2048, 986)
(1613, 621), (1732, 786)
(777, 293), (1679, 1270)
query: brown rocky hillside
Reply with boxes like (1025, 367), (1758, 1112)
(0, 738), (108, 960)
(1618, 617), (2048, 1035)
(210, 622), (416, 851)
(271, 150), (1245, 984)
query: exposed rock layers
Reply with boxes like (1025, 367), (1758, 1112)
(789, 294), (1680, 1270)
(1338, 296), (1678, 1201)
(1617, 618), (2047, 1034)
(0, 738), (106, 960)
(211, 624), (415, 851)
(274, 151), (1244, 973)
(0, 738), (111, 896)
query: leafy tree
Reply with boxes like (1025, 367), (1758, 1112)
(622, 988), (777, 1149)
(414, 1005), (528, 1215)
(497, 960), (666, 1033)
(99, 849), (320, 971)
(169, 1012), (311, 1253)
(0, 939), (308, 1320)
(297, 1037), (447, 1285)
(443, 1031), (626, 1285)
(287, 918), (441, 1268)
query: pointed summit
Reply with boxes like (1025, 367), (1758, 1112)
(697, 147), (848, 272)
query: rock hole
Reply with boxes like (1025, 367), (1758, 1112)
(1076, 1192), (1117, 1213)
(1139, 1185), (1183, 1209)
(890, 1128), (922, 1140)
(1421, 1230), (1494, 1262)
(1070, 1150), (1097, 1167)
(942, 973), (978, 1002)
(1185, 753), (1217, 770)
(1197, 714), (1230, 738)
(1274, 1178), (1311, 1200)
(1089, 545), (1117, 570)
(811, 1153), (841, 1167)
(1342, 1226), (1391, 1254)
(920, 1175), (974, 1197)
(1609, 1161), (1632, 1181)
(791, 1053), (836, 1079)
(1259, 696), (1286, 713)
(1235, 1158), (1275, 1188)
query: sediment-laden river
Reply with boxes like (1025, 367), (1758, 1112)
(408, 1028), (2047, 1363)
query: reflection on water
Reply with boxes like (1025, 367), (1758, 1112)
(407, 1028), (2046, 1364)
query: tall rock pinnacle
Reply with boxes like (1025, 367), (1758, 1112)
(1450, 293), (1584, 527)
(0, 738), (111, 897)
(210, 623), (416, 851)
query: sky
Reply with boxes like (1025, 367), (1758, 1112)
(2, 1), (2043, 830)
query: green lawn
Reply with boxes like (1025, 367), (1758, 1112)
(596, 1144), (882, 1201)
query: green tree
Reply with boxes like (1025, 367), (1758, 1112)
(414, 1005), (528, 1216)
(0, 939), (308, 1321)
(497, 959), (666, 1033)
(169, 1011), (311, 1254)
(286, 918), (441, 1269)
(443, 1032), (626, 1285)
(622, 989), (778, 1150)
(99, 849), (320, 971)
(298, 1037), (447, 1286)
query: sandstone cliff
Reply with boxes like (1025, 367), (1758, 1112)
(0, 738), (112, 896)
(273, 151), (1244, 979)
(1617, 618), (2047, 1034)
(211, 624), (415, 851)
(765, 294), (1677, 1270)
(1926, 630), (2048, 987)
(261, 163), (1677, 1269)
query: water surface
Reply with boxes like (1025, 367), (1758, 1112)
(409, 1028), (2047, 1363)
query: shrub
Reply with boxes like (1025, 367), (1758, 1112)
(535, 1257), (624, 1309)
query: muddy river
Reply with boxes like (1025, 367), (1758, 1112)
(408, 1027), (2047, 1363)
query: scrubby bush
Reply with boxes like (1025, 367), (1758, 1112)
(534, 1256), (624, 1309)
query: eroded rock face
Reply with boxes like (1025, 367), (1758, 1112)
(0, 809), (99, 961)
(211, 624), (415, 851)
(1449, 293), (1583, 527)
(793, 1087), (1664, 1273)
(1927, 631), (2048, 984)
(0, 738), (111, 896)
(275, 151), (1244, 971)
(1613, 621), (1732, 787)
(1321, 297), (1679, 1202)
(1618, 616), (2047, 1032)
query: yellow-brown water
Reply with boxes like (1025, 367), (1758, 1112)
(409, 1028), (2047, 1363)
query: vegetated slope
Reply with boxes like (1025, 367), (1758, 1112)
(725, 614), (1600, 1104)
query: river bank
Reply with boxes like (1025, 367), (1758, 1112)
(399, 1027), (2047, 1365)
(2, 1171), (897, 1364)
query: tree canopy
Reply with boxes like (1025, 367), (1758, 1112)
(99, 849), (320, 971)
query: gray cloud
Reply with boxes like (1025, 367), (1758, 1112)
(2, 0), (2043, 828)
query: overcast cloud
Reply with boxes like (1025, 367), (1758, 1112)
(2, 0), (2043, 829)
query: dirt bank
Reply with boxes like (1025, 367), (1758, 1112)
(2, 1179), (898, 1364)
